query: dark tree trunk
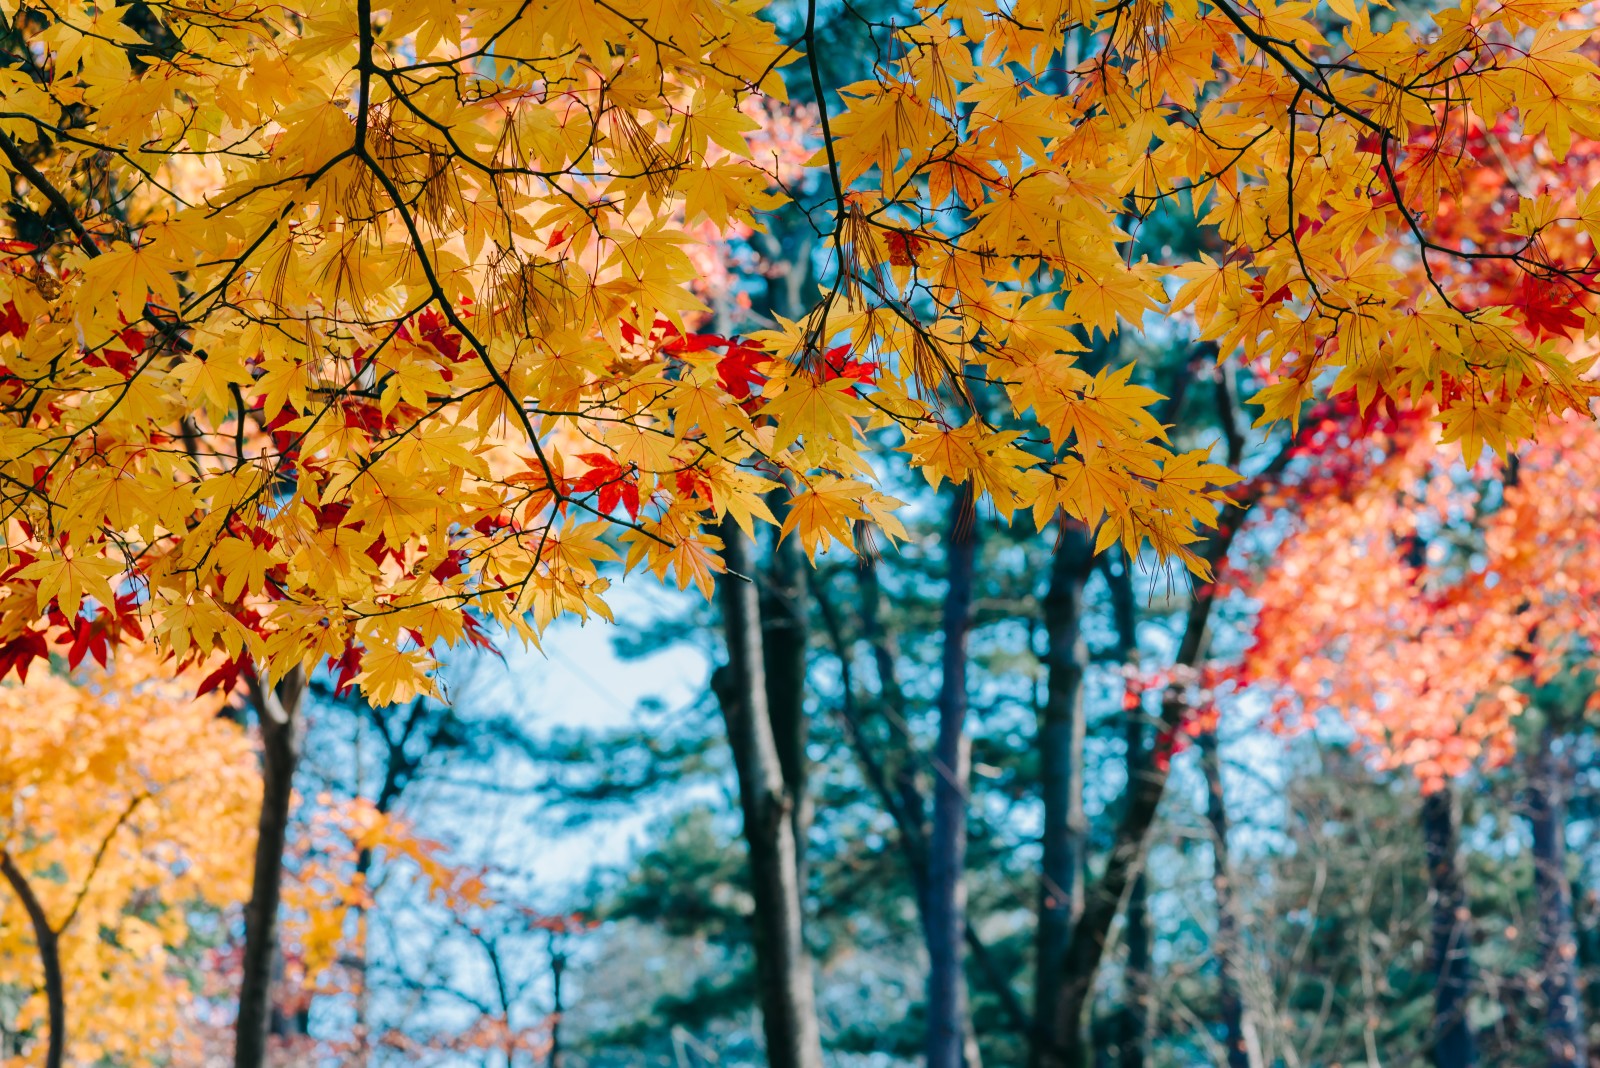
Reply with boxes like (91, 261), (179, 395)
(763, 515), (812, 874)
(1117, 867), (1149, 1068)
(928, 485), (980, 1068)
(1043, 541), (1226, 1068)
(1200, 728), (1253, 1068)
(0, 853), (64, 1068)
(1103, 548), (1153, 1068)
(1579, 868), (1600, 1033)
(1530, 719), (1585, 1068)
(1046, 694), (1178, 1068)
(815, 562), (1030, 1040)
(713, 518), (824, 1068)
(1033, 522), (1096, 1066)
(1035, 394), (1316, 1068)
(859, 553), (929, 893)
(549, 936), (568, 1068)
(235, 667), (307, 1068)
(1420, 783), (1476, 1068)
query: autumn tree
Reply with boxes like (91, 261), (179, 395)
(9, 0), (1600, 1066)
(0, 650), (258, 1067)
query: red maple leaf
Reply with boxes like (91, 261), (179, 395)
(0, 629), (48, 683)
(716, 340), (770, 400)
(328, 643), (364, 697)
(196, 655), (246, 698)
(884, 230), (926, 267)
(1514, 271), (1591, 339)
(572, 453), (641, 518)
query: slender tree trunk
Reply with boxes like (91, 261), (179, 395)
(815, 565), (1031, 1039)
(1045, 561), (1223, 1068)
(1046, 696), (1176, 1068)
(1420, 783), (1476, 1068)
(1103, 548), (1153, 1068)
(860, 553), (929, 894)
(1200, 728), (1255, 1068)
(236, 666), (307, 1068)
(1118, 868), (1149, 1068)
(0, 853), (64, 1068)
(1578, 868), (1600, 1034)
(1036, 394), (1315, 1068)
(549, 936), (568, 1068)
(713, 518), (824, 1068)
(928, 485), (980, 1068)
(1033, 523), (1095, 1065)
(1530, 718), (1585, 1068)
(1113, 869), (1152, 1068)
(763, 515), (812, 875)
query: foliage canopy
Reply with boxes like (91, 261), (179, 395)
(1, 0), (1598, 696)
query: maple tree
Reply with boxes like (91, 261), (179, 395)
(0, 649), (554, 1067)
(7, 0), (1600, 1063)
(0, 0), (810, 703)
(0, 0), (1509, 699)
(269, 795), (518, 1061)
(0, 0), (1596, 721)
(1236, 380), (1600, 1068)
(0, 0), (1591, 731)
(1226, 133), (1600, 1068)
(794, 0), (1600, 537)
(0, 648), (257, 1067)
(1242, 125), (1600, 789)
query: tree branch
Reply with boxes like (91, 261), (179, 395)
(0, 851), (66, 1068)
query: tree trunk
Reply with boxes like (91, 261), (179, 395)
(1033, 523), (1096, 1066)
(1103, 547), (1153, 1068)
(1117, 867), (1149, 1068)
(550, 940), (567, 1068)
(928, 485), (980, 1068)
(1530, 718), (1585, 1068)
(235, 666), (307, 1068)
(859, 553), (929, 896)
(815, 563), (1030, 1039)
(713, 517), (824, 1068)
(1420, 783), (1476, 1068)
(1044, 558), (1223, 1068)
(1578, 868), (1600, 1038)
(1046, 698), (1174, 1068)
(0, 853), (64, 1068)
(1118, 868), (1150, 1068)
(1200, 728), (1255, 1068)
(1033, 396), (1318, 1068)
(762, 515), (812, 875)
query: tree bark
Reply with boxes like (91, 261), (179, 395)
(1530, 717), (1585, 1068)
(1033, 523), (1096, 1066)
(1420, 783), (1476, 1068)
(814, 564), (1030, 1039)
(859, 552), (929, 892)
(549, 933), (568, 1068)
(1106, 547), (1150, 1068)
(0, 852), (64, 1068)
(928, 485), (980, 1068)
(762, 514), (812, 875)
(713, 517), (824, 1068)
(1043, 535), (1225, 1068)
(235, 666), (307, 1068)
(1117, 867), (1149, 1068)
(1037, 388), (1313, 1068)
(1200, 728), (1255, 1068)
(1045, 689), (1180, 1068)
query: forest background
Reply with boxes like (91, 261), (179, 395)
(3, 0), (1600, 1065)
